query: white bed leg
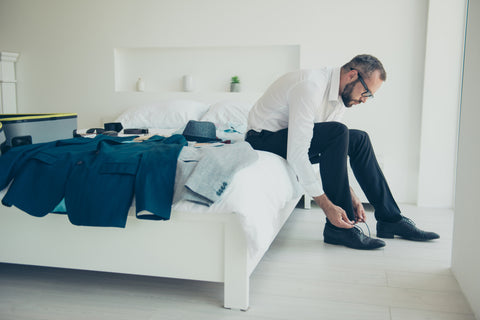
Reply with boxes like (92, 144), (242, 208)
(223, 218), (250, 311)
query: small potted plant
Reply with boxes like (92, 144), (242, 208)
(230, 76), (241, 92)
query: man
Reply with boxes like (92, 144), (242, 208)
(245, 54), (439, 250)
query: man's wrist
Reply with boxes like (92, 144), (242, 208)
(349, 187), (360, 205)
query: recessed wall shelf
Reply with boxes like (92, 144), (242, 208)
(114, 45), (300, 93)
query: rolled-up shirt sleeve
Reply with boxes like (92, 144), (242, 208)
(286, 80), (326, 198)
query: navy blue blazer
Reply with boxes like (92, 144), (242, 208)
(1, 135), (134, 218)
(0, 134), (186, 227)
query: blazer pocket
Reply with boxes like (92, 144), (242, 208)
(99, 162), (138, 175)
(32, 152), (58, 165)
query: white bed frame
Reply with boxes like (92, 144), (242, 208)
(0, 197), (299, 310)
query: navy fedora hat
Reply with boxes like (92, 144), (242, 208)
(182, 120), (221, 143)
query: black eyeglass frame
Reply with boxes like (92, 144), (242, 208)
(351, 68), (374, 98)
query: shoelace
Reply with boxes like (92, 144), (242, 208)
(353, 221), (371, 237)
(401, 216), (416, 226)
(400, 216), (430, 236)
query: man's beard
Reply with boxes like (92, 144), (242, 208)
(341, 79), (360, 108)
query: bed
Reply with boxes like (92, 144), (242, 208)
(0, 99), (303, 310)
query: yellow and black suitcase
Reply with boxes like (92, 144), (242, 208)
(0, 113), (77, 154)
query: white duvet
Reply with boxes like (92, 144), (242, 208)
(172, 149), (303, 262)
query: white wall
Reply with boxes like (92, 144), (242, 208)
(417, 0), (466, 208)
(0, 0), (451, 206)
(452, 0), (480, 318)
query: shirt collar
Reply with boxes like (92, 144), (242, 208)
(329, 67), (341, 102)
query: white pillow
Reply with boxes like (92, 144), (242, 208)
(200, 100), (253, 132)
(115, 100), (210, 129)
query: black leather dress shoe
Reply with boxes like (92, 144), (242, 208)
(376, 216), (440, 241)
(323, 223), (386, 250)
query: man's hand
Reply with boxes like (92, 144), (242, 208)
(350, 187), (366, 223)
(314, 194), (354, 229)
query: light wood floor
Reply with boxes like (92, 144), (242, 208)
(0, 204), (475, 320)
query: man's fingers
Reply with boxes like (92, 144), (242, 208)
(334, 212), (354, 228)
(324, 204), (355, 229)
(341, 211), (354, 225)
(356, 212), (366, 223)
(334, 219), (355, 229)
(361, 211), (367, 221)
(353, 205), (367, 223)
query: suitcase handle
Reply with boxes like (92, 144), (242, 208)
(12, 135), (33, 147)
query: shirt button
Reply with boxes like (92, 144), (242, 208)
(76, 160), (84, 165)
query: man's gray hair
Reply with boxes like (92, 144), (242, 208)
(342, 54), (387, 81)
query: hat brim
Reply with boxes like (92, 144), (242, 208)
(183, 135), (222, 143)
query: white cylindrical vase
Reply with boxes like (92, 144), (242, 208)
(136, 77), (145, 92)
(183, 75), (193, 92)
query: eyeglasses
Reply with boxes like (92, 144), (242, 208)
(351, 68), (374, 98)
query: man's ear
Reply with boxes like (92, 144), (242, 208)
(347, 69), (358, 81)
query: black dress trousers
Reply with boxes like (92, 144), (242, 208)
(245, 121), (402, 227)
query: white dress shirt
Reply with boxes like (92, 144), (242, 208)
(247, 67), (346, 197)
